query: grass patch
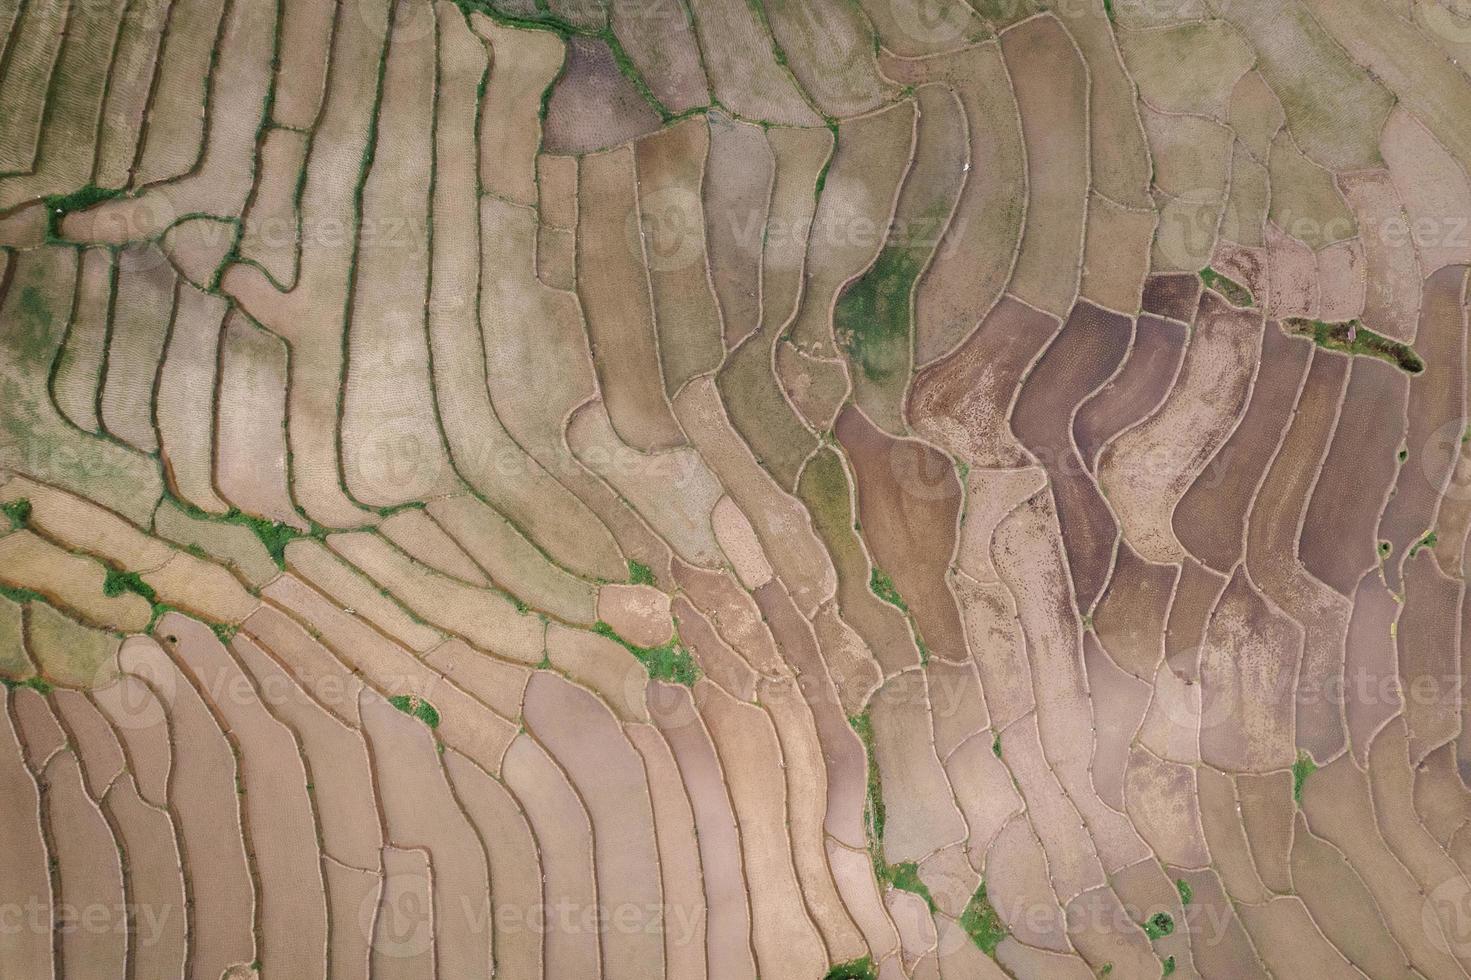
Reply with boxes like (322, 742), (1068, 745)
(2, 676), (53, 695)
(1176, 878), (1193, 906)
(1292, 750), (1317, 805)
(1162, 954), (1177, 976)
(0, 583), (44, 604)
(627, 559), (656, 586)
(388, 694), (441, 729)
(103, 569), (157, 603)
(960, 881), (1008, 956)
(1283, 317), (1425, 375)
(1198, 266), (1254, 308)
(824, 957), (877, 980)
(869, 567), (907, 610)
(44, 184), (123, 238)
(1410, 531), (1439, 558)
(210, 622), (239, 644)
(992, 733), (1002, 758)
(880, 861), (936, 911)
(834, 244), (923, 382)
(1, 498), (31, 530)
(1144, 911), (1175, 940)
(591, 621), (699, 686)
(1103, 0), (1115, 20)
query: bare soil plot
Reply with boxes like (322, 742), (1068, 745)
(869, 668), (968, 865)
(1339, 170), (1422, 344)
(1010, 301), (1131, 608)
(685, 0), (821, 125)
(703, 111), (771, 347)
(954, 464), (1046, 584)
(544, 625), (649, 723)
(500, 732), (601, 980)
(342, 5), (452, 510)
(104, 775), (189, 979)
(1083, 634), (1151, 812)
(635, 117), (725, 394)
(715, 314), (818, 493)
(566, 400), (724, 567)
(422, 637), (529, 722)
(1317, 237), (1367, 322)
(853, 0), (985, 57)
(1064, 884), (1161, 979)
(998, 15), (1088, 318)
(214, 311), (301, 528)
(1139, 274), (1200, 324)
(578, 145), (686, 451)
(761, 0), (891, 117)
(228, 632), (382, 872)
(1214, 0), (1393, 171)
(269, 0), (334, 129)
(43, 749), (129, 980)
(1397, 551), (1464, 763)
(836, 406), (966, 661)
(1172, 323), (1311, 573)
(759, 124), (831, 338)
(754, 580), (869, 849)
(0, 687), (52, 978)
(671, 560), (783, 674)
(49, 247), (110, 434)
(696, 681), (829, 980)
(1121, 20), (1254, 119)
(91, 666), (172, 808)
(543, 36), (662, 154)
(673, 378), (836, 613)
(1298, 357), (1408, 596)
(1382, 106), (1471, 273)
(326, 531), (544, 662)
(788, 99), (916, 355)
(237, 126), (307, 289)
(1198, 769), (1271, 905)
(775, 342), (847, 433)
(1291, 817), (1407, 977)
(673, 597), (758, 700)
(25, 602), (120, 690)
(647, 680), (759, 980)
(92, 0), (169, 189)
(129, 0), (226, 185)
(1268, 132), (1357, 252)
(155, 284), (230, 512)
(427, 495), (598, 625)
(944, 730), (1022, 871)
(1100, 293), (1261, 563)
(608, 0), (708, 113)
(97, 244), (174, 453)
(1123, 746), (1209, 869)
(379, 508), (489, 587)
(0, 531), (152, 633)
(925, 656), (987, 762)
(1302, 753), (1471, 976)
(1073, 314), (1186, 471)
(361, 688), (493, 979)
(953, 574), (1031, 730)
(372, 844), (436, 976)
(843, 85), (967, 428)
(1238, 896), (1367, 978)
(0, 0), (65, 173)
(1002, 715), (1107, 901)
(52, 689), (123, 796)
(0, 0), (120, 209)
(281, 541), (444, 654)
(908, 294), (1059, 467)
(119, 636), (257, 980)
(1377, 265), (1467, 587)
(442, 749), (545, 980)
(882, 44), (1025, 368)
(1079, 194), (1156, 315)
(537, 223), (577, 289)
(796, 448), (919, 674)
(712, 496), (773, 589)
(475, 19), (561, 207)
(984, 814), (1068, 951)
(1092, 542), (1177, 682)
(166, 616), (328, 978)
(1235, 771), (1294, 894)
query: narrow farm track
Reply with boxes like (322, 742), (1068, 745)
(1, 1), (1471, 978)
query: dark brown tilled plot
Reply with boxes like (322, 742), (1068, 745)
(1378, 265), (1469, 589)
(836, 405), (966, 663)
(1174, 322), (1313, 573)
(543, 36), (662, 154)
(1141, 273), (1203, 323)
(1011, 300), (1132, 609)
(909, 294), (1060, 466)
(1073, 314), (1188, 471)
(1092, 542), (1178, 681)
(1299, 356), (1409, 596)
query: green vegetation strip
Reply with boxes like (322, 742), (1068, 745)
(824, 957), (877, 980)
(1410, 531), (1439, 558)
(44, 185), (123, 239)
(2, 498), (31, 529)
(834, 245), (924, 382)
(591, 621), (699, 686)
(1, 676), (53, 694)
(1283, 318), (1424, 375)
(869, 568), (906, 610)
(1198, 267), (1254, 308)
(1176, 878), (1193, 905)
(1163, 954), (1177, 975)
(960, 881), (1008, 956)
(849, 712), (936, 907)
(1292, 751), (1317, 805)
(389, 694), (441, 729)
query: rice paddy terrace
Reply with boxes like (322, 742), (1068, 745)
(2, 0), (1471, 977)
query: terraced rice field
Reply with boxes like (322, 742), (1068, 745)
(4, 1), (1471, 978)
